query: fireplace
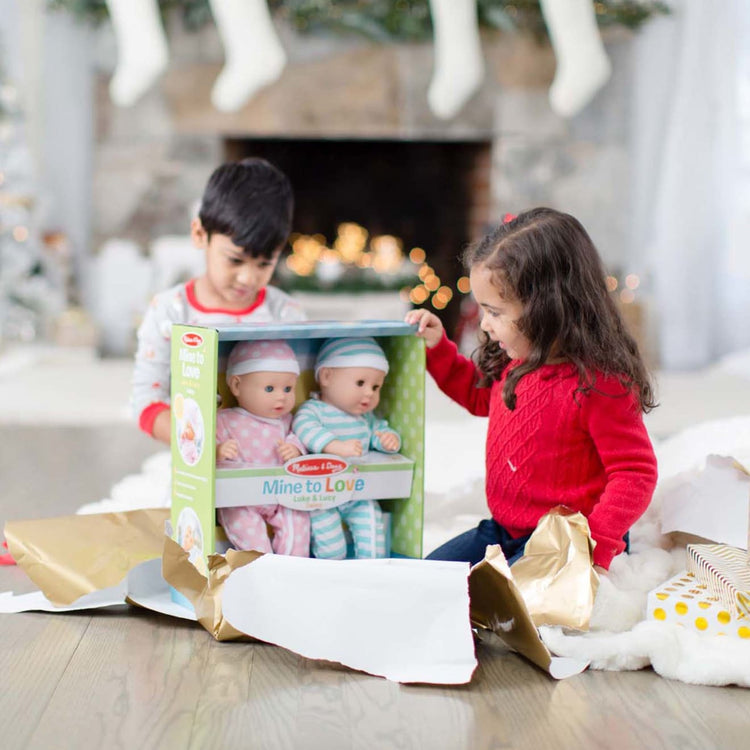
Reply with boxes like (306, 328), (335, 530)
(224, 138), (492, 337)
(86, 23), (631, 356)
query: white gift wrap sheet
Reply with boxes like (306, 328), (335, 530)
(221, 555), (478, 685)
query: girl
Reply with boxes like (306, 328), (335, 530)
(406, 208), (658, 572)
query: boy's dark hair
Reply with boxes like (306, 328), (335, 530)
(464, 207), (656, 413)
(198, 157), (293, 258)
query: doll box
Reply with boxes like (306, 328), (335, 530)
(169, 320), (425, 562)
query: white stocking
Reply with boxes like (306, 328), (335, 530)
(208, 0), (287, 112)
(105, 0), (168, 107)
(427, 0), (484, 120)
(540, 0), (612, 117)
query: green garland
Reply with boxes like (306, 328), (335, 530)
(46, 1), (213, 29)
(47, 0), (670, 39)
(274, 270), (419, 295)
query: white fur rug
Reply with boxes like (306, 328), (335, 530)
(540, 416), (750, 687)
(77, 413), (750, 687)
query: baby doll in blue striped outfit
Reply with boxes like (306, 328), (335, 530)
(292, 337), (401, 559)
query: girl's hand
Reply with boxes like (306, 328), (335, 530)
(405, 309), (444, 349)
(594, 565), (607, 577)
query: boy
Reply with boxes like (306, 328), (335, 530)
(131, 158), (305, 445)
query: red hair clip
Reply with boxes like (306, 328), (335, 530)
(503, 213), (517, 224)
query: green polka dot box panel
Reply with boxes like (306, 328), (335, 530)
(647, 572), (750, 640)
(378, 334), (425, 560)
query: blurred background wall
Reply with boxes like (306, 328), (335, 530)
(1, 1), (748, 368)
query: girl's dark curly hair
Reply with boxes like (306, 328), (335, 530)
(465, 207), (656, 413)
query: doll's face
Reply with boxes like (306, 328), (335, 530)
(228, 371), (298, 419)
(318, 367), (386, 416)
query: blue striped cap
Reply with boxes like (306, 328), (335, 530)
(314, 337), (389, 380)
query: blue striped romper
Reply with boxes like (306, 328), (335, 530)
(292, 396), (399, 559)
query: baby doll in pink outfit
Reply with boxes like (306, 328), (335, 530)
(216, 339), (310, 556)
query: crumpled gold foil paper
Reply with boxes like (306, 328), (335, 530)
(469, 545), (555, 673)
(4, 509), (169, 606)
(510, 507), (599, 630)
(161, 534), (261, 641)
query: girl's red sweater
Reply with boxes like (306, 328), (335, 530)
(426, 334), (658, 569)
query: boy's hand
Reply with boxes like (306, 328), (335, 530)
(375, 430), (400, 452)
(324, 439), (363, 457)
(151, 409), (172, 445)
(277, 440), (302, 462)
(405, 309), (444, 349)
(217, 439), (239, 461)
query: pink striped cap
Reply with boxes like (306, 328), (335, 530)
(226, 339), (300, 379)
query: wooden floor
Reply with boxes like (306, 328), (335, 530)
(1, 425), (750, 750)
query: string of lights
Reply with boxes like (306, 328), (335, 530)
(274, 221), (474, 312)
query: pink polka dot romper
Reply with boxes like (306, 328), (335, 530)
(216, 408), (310, 556)
(215, 339), (310, 557)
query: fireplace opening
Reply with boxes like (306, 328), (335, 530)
(224, 138), (492, 337)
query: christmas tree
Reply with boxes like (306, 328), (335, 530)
(0, 71), (67, 344)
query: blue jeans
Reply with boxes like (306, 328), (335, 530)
(426, 518), (630, 567)
(426, 519), (531, 567)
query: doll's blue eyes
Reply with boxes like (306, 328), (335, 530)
(264, 385), (293, 393)
(284, 386), (292, 393)
(264, 385), (273, 392)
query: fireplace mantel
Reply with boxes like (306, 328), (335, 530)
(161, 32), (555, 140)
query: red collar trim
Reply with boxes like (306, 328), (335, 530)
(185, 279), (267, 315)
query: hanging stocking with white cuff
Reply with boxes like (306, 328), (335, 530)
(539, 0), (612, 117)
(427, 0), (484, 120)
(105, 0), (168, 107)
(208, 0), (287, 112)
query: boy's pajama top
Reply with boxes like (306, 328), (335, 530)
(131, 279), (305, 436)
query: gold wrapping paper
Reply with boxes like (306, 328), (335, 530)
(510, 508), (599, 630)
(161, 534), (262, 641)
(469, 545), (553, 673)
(4, 509), (169, 607)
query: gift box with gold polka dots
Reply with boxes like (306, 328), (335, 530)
(647, 571), (750, 639)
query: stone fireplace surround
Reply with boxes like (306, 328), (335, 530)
(91, 20), (634, 337)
